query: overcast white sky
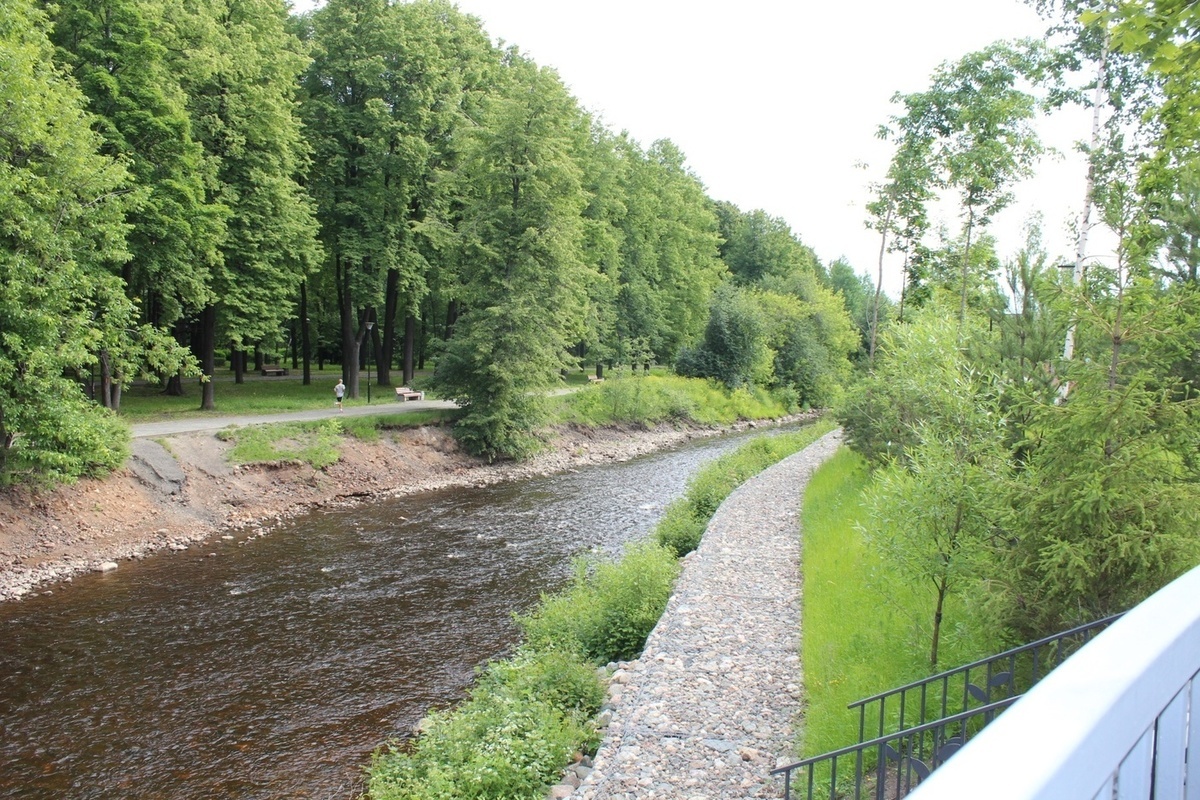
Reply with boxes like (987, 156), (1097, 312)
(292, 0), (1101, 296)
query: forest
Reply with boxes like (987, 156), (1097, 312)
(0, 0), (867, 477)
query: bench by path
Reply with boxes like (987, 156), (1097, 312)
(572, 429), (844, 800)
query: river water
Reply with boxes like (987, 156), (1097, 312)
(0, 426), (789, 799)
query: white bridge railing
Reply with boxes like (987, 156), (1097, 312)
(909, 564), (1200, 799)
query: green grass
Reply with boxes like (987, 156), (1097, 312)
(216, 419), (344, 468)
(215, 410), (458, 467)
(117, 368), (437, 422)
(799, 448), (998, 761)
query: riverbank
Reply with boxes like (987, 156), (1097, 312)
(0, 414), (817, 602)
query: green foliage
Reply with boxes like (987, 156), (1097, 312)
(676, 285), (772, 389)
(368, 686), (594, 800)
(517, 541), (680, 664)
(993, 369), (1200, 639)
(2, 390), (130, 486)
(216, 420), (342, 469)
(0, 0), (141, 483)
(836, 301), (989, 465)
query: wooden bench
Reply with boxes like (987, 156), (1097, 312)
(260, 365), (288, 377)
(395, 386), (425, 401)
(587, 375), (605, 382)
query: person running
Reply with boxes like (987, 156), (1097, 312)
(334, 379), (345, 411)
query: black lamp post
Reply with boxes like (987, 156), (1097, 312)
(365, 320), (374, 404)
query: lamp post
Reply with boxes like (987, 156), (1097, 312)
(365, 320), (374, 404)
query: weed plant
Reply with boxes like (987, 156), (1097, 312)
(516, 540), (681, 663)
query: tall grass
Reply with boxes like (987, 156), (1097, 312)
(799, 448), (996, 759)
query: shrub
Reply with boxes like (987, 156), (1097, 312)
(368, 691), (591, 800)
(653, 499), (705, 558)
(517, 541), (680, 664)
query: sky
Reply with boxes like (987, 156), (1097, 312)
(291, 0), (1102, 296)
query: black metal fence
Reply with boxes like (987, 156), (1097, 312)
(771, 613), (1123, 799)
(772, 698), (1018, 800)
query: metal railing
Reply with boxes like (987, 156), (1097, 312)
(772, 613), (1123, 800)
(907, 564), (1200, 798)
(850, 613), (1122, 744)
(772, 697), (1019, 800)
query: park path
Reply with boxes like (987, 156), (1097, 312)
(130, 397), (456, 438)
(563, 429), (844, 800)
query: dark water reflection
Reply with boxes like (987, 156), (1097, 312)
(0, 426), (791, 799)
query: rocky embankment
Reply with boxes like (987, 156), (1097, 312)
(0, 416), (814, 602)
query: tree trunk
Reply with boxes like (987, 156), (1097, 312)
(109, 381), (122, 413)
(870, 207), (892, 362)
(233, 344), (245, 385)
(445, 298), (459, 340)
(301, 281), (311, 386)
(98, 351), (113, 409)
(958, 204), (976, 330)
(1061, 43), (1108, 398)
(930, 578), (947, 669)
(404, 313), (416, 384)
(200, 305), (217, 411)
(380, 268), (399, 387)
(418, 305), (428, 371)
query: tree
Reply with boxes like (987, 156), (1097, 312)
(0, 0), (187, 482)
(46, 0), (221, 407)
(613, 138), (725, 365)
(675, 285), (771, 390)
(433, 52), (592, 460)
(864, 420), (1009, 668)
(887, 42), (1046, 327)
(174, 0), (322, 409)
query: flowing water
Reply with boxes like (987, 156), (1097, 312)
(0, 426), (792, 799)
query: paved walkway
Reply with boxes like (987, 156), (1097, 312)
(130, 398), (456, 438)
(570, 430), (844, 800)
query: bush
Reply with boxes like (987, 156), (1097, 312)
(654, 499), (705, 558)
(517, 541), (680, 664)
(368, 691), (592, 800)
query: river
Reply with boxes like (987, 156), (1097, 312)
(0, 425), (791, 799)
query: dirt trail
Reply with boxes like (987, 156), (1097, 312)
(0, 416), (811, 601)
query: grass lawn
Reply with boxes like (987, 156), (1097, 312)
(799, 447), (997, 759)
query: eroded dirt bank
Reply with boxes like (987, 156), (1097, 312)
(0, 416), (813, 601)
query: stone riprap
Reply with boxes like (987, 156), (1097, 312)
(567, 429), (844, 800)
